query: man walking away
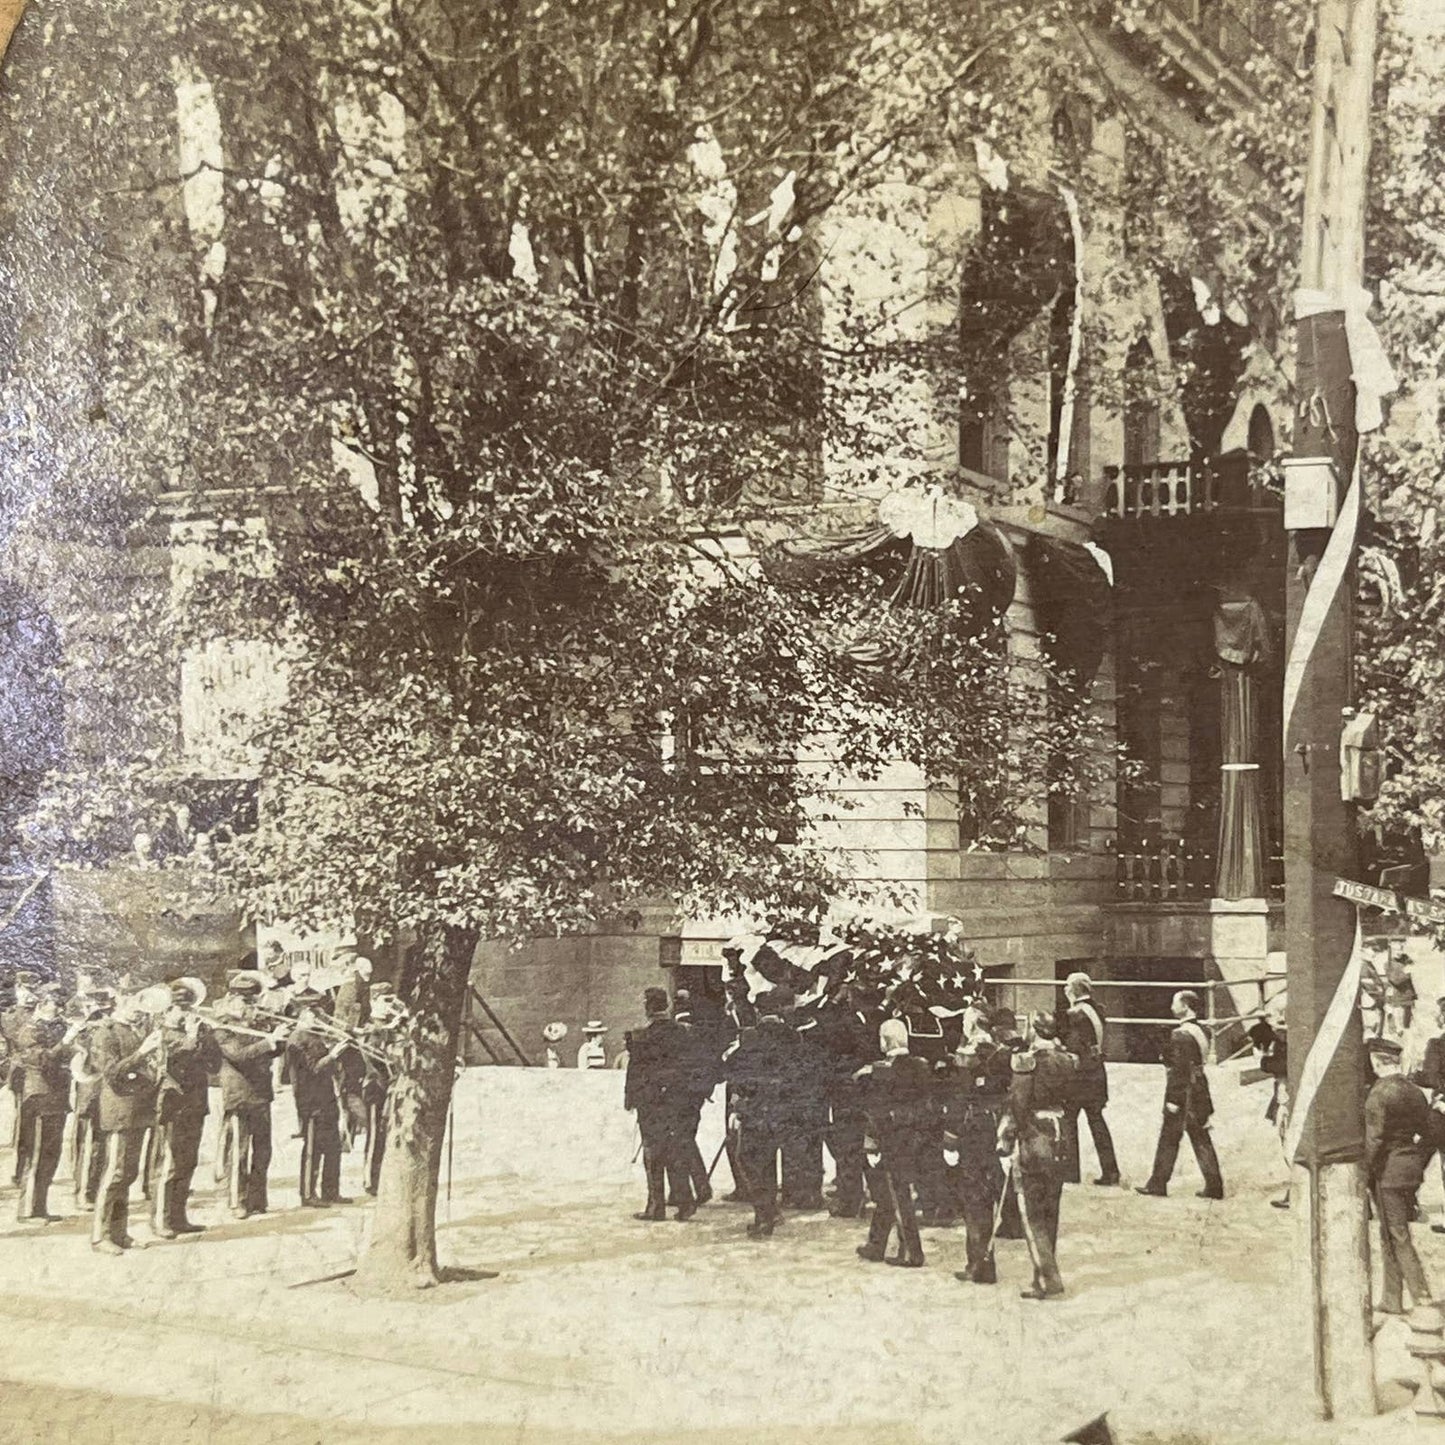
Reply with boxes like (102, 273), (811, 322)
(723, 988), (808, 1238)
(1367, 1035), (1434, 1317)
(999, 1011), (1078, 1300)
(1060, 972), (1119, 1186)
(1136, 990), (1224, 1201)
(624, 987), (696, 1223)
(855, 1018), (933, 1268)
(949, 1007), (1015, 1285)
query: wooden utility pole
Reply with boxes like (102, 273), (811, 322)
(1285, 0), (1382, 1422)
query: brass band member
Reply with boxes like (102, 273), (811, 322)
(3, 971), (40, 1185)
(89, 987), (163, 1253)
(287, 988), (350, 1207)
(213, 971), (290, 1219)
(151, 978), (222, 1237)
(15, 983), (80, 1222)
(68, 987), (115, 1211)
(359, 984), (401, 1198)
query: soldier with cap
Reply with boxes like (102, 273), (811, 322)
(1060, 972), (1120, 1187)
(213, 970), (291, 1219)
(1136, 990), (1225, 1201)
(854, 1017), (933, 1267)
(998, 1010), (1078, 1300)
(576, 1021), (609, 1070)
(1366, 1034), (1434, 1315)
(624, 986), (697, 1222)
(14, 983), (82, 1222)
(151, 977), (222, 1236)
(89, 985), (164, 1252)
(287, 988), (351, 1206)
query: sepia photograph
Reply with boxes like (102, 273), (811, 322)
(0, 1), (1442, 1441)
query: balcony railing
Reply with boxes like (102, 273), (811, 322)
(1102, 457), (1281, 521)
(1112, 837), (1285, 902)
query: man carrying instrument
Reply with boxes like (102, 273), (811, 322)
(287, 987), (352, 1206)
(68, 985), (115, 1211)
(213, 970), (290, 1219)
(89, 985), (163, 1253)
(15, 983), (81, 1222)
(151, 977), (222, 1237)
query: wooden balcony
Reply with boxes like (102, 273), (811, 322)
(1102, 457), (1281, 522)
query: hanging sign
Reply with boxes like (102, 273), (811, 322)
(1332, 877), (1445, 926)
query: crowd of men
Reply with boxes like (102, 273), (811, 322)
(0, 941), (402, 1254)
(622, 950), (1231, 1302)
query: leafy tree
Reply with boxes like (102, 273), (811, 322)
(0, 0), (1313, 1287)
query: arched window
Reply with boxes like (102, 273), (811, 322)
(1122, 339), (1161, 469)
(1247, 403), (1276, 460)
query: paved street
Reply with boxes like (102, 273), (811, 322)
(0, 1060), (1436, 1444)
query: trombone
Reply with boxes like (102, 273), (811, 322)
(248, 1001), (392, 1067)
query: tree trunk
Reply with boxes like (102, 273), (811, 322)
(353, 920), (477, 1292)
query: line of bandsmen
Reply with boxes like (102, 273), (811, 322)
(0, 950), (404, 1254)
(625, 966), (1230, 1302)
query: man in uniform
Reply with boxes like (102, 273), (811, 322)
(2, 971), (38, 1184)
(151, 977), (222, 1237)
(288, 987), (351, 1206)
(1136, 990), (1225, 1200)
(70, 985), (115, 1211)
(214, 970), (290, 1219)
(15, 983), (81, 1222)
(331, 950), (373, 1148)
(89, 985), (163, 1252)
(998, 1010), (1078, 1300)
(1367, 1034), (1434, 1315)
(1060, 972), (1120, 1187)
(855, 1017), (933, 1267)
(669, 997), (718, 1208)
(722, 987), (809, 1238)
(360, 984), (400, 1196)
(624, 987), (697, 1222)
(812, 984), (874, 1220)
(948, 1006), (1016, 1284)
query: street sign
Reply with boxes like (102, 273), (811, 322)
(1332, 876), (1445, 926)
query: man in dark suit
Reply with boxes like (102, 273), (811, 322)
(624, 987), (696, 1222)
(213, 971), (290, 1219)
(151, 977), (223, 1236)
(855, 1017), (934, 1267)
(1060, 972), (1119, 1186)
(723, 988), (810, 1238)
(947, 1006), (1016, 1284)
(999, 1010), (1078, 1300)
(14, 984), (80, 1222)
(1367, 1035), (1434, 1315)
(1137, 990), (1224, 1200)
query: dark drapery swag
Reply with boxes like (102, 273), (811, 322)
(1022, 536), (1112, 694)
(1213, 596), (1270, 900)
(765, 492), (1017, 668)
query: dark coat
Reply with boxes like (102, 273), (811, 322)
(214, 1010), (282, 1109)
(1161, 1021), (1213, 1122)
(1063, 999), (1108, 1108)
(90, 1018), (160, 1132)
(722, 1017), (813, 1132)
(625, 1017), (694, 1117)
(858, 1051), (935, 1142)
(1413, 1036), (1445, 1097)
(157, 1020), (223, 1122)
(1365, 1074), (1432, 1190)
(15, 1016), (71, 1115)
(1, 1003), (29, 1090)
(287, 1028), (343, 1117)
(1006, 1042), (1078, 1132)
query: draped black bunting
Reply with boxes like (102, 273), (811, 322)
(1022, 534), (1112, 693)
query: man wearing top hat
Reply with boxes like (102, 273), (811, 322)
(151, 977), (222, 1237)
(89, 985), (164, 1252)
(576, 1021), (609, 1069)
(14, 983), (82, 1222)
(213, 970), (290, 1219)
(1366, 1034), (1434, 1315)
